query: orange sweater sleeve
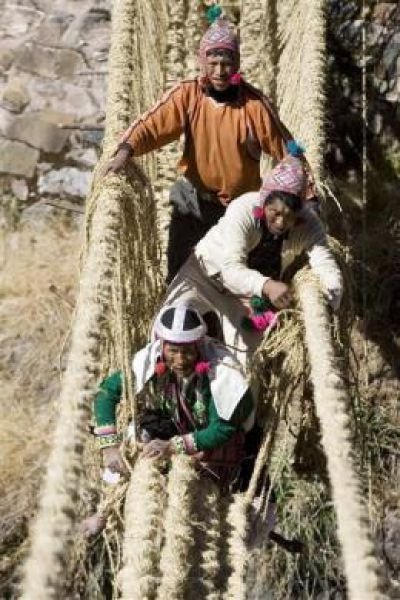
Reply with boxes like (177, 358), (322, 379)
(121, 83), (190, 156)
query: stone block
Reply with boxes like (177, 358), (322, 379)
(0, 80), (30, 113)
(11, 178), (29, 201)
(0, 49), (14, 73)
(0, 5), (44, 39)
(16, 43), (86, 78)
(66, 146), (98, 167)
(38, 167), (91, 197)
(34, 13), (74, 45)
(0, 138), (39, 177)
(0, 107), (14, 136)
(6, 110), (74, 153)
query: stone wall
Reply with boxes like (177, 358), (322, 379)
(0, 0), (111, 209)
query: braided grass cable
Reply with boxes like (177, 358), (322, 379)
(199, 481), (222, 600)
(20, 183), (124, 599)
(119, 459), (166, 600)
(157, 456), (199, 599)
(239, 0), (277, 99)
(20, 0), (156, 596)
(153, 0), (187, 266)
(277, 0), (326, 182)
(185, 0), (204, 78)
(183, 474), (222, 600)
(295, 271), (383, 600)
(223, 494), (249, 600)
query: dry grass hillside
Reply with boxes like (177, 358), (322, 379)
(0, 216), (80, 593)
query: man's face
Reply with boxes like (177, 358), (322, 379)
(205, 52), (236, 91)
(264, 197), (297, 236)
(163, 342), (199, 378)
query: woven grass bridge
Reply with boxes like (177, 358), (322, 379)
(20, 1), (383, 598)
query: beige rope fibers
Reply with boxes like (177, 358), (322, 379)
(296, 271), (383, 600)
(21, 0), (162, 597)
(277, 0), (326, 182)
(153, 0), (186, 264)
(119, 459), (166, 599)
(240, 0), (277, 101)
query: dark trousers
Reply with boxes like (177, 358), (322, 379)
(166, 179), (225, 284)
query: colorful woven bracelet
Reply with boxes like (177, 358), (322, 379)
(172, 435), (187, 455)
(98, 433), (122, 449)
(94, 424), (117, 437)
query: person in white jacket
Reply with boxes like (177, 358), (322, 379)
(163, 152), (343, 368)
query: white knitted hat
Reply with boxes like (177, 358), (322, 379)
(154, 304), (207, 344)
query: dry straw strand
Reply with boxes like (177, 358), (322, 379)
(154, 0), (187, 265)
(295, 270), (383, 600)
(157, 455), (199, 599)
(277, 0), (326, 184)
(120, 458), (165, 600)
(200, 481), (222, 600)
(223, 494), (249, 600)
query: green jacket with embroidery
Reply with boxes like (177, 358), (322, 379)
(94, 371), (253, 451)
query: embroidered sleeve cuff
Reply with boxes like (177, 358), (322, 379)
(98, 433), (122, 449)
(94, 424), (117, 436)
(94, 424), (121, 449)
(171, 434), (198, 455)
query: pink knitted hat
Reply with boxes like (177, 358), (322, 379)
(259, 155), (307, 204)
(198, 17), (240, 71)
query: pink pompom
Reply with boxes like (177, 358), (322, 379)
(250, 311), (278, 332)
(195, 361), (211, 375)
(154, 361), (168, 377)
(253, 206), (264, 220)
(229, 72), (242, 86)
(251, 314), (268, 331)
(264, 310), (278, 328)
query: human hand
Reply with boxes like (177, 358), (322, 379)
(262, 279), (293, 309)
(102, 446), (127, 474)
(141, 438), (173, 459)
(102, 147), (131, 177)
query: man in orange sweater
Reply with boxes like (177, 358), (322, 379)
(105, 11), (316, 281)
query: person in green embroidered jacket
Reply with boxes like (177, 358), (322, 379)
(83, 304), (255, 537)
(93, 303), (255, 475)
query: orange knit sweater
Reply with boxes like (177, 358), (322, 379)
(121, 78), (312, 206)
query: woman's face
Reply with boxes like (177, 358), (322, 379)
(163, 342), (199, 378)
(263, 197), (297, 236)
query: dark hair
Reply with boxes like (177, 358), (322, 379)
(264, 190), (302, 212)
(205, 48), (235, 61)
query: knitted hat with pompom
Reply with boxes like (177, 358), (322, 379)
(259, 141), (307, 204)
(198, 6), (239, 72)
